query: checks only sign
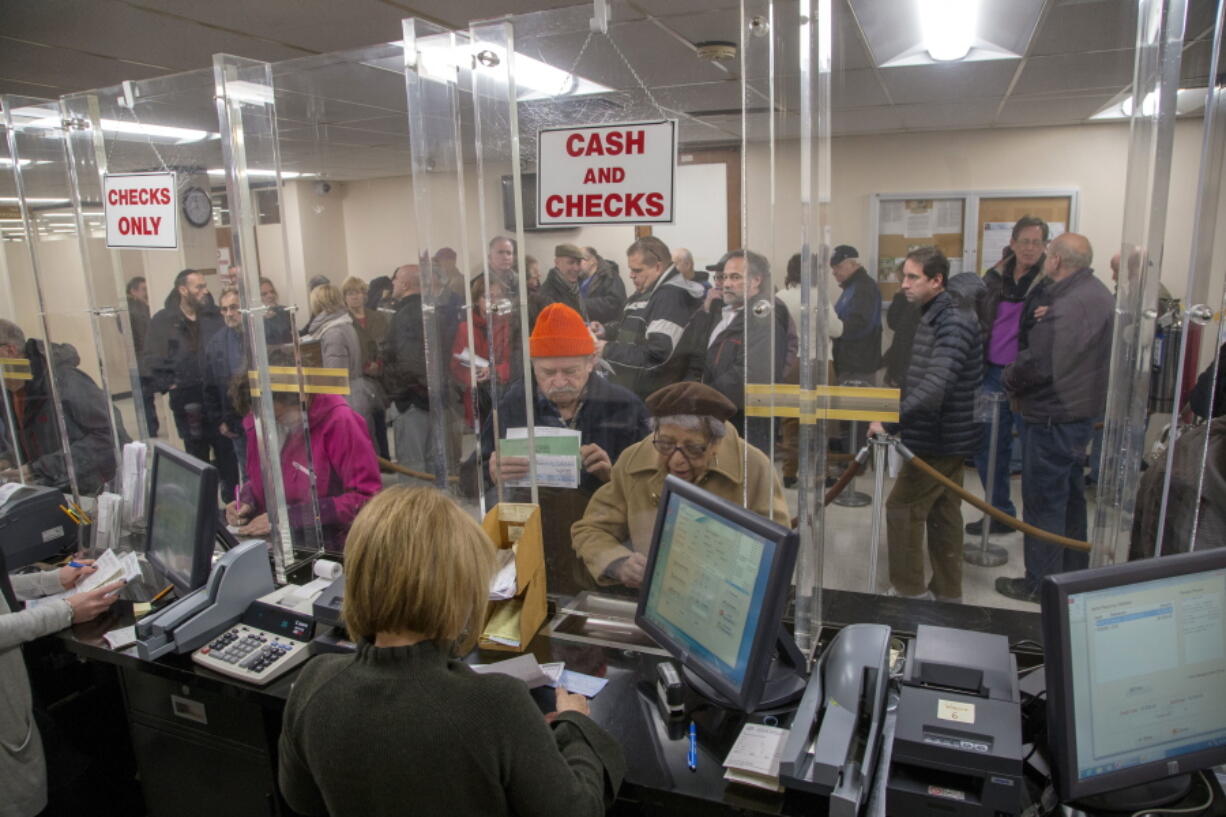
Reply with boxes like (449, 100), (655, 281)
(536, 121), (676, 225)
(104, 171), (178, 249)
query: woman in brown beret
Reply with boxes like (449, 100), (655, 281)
(570, 382), (789, 590)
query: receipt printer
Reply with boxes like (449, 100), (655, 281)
(0, 484), (76, 568)
(887, 625), (1024, 817)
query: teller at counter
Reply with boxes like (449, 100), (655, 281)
(571, 381), (789, 590)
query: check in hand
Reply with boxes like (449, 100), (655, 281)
(488, 452), (530, 485)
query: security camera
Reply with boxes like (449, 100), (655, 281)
(314, 180), (332, 196)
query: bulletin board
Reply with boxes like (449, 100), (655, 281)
(875, 198), (966, 283)
(870, 190), (1078, 282)
(976, 195), (1073, 271)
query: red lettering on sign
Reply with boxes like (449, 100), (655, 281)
(563, 130), (647, 157)
(542, 192), (665, 220)
(645, 192), (664, 217)
(545, 195), (563, 218)
(107, 187), (171, 206)
(117, 215), (164, 236)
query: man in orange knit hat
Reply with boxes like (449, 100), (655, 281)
(479, 303), (649, 592)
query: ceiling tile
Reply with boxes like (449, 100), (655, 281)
(996, 91), (1120, 125)
(880, 60), (1020, 105)
(831, 105), (903, 135)
(1029, 0), (1137, 57)
(1013, 49), (1136, 95)
(832, 68), (890, 109)
(894, 101), (1000, 130)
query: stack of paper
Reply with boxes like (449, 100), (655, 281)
(723, 723), (790, 792)
(482, 598), (524, 647)
(122, 442), (147, 525)
(470, 655), (610, 698)
(489, 547), (518, 600)
(94, 492), (123, 551)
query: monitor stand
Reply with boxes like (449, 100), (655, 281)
(682, 625), (808, 712)
(1074, 774), (1194, 814)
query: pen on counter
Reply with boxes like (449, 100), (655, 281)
(67, 560), (91, 569)
(687, 722), (698, 772)
(150, 584), (174, 604)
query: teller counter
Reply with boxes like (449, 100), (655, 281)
(46, 588), (1045, 817)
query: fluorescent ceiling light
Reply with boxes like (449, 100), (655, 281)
(206, 168), (306, 179)
(416, 40), (613, 100)
(219, 80), (275, 105)
(1091, 87), (1208, 120)
(8, 111), (213, 144)
(921, 0), (977, 61)
(0, 197), (69, 204)
(0, 158), (30, 168)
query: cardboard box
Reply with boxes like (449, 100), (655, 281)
(479, 503), (547, 652)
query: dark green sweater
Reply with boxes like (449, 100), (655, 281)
(278, 640), (625, 816)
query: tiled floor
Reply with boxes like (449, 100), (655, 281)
(784, 459), (1067, 613)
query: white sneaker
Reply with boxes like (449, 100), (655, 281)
(884, 586), (934, 601)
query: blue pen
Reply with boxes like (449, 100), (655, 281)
(68, 560), (90, 569)
(687, 722), (698, 772)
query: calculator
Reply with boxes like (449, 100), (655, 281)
(192, 600), (315, 685)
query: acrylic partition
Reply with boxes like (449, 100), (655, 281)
(818, 0), (1224, 619)
(464, 0), (833, 650)
(1, 96), (128, 506)
(57, 66), (314, 579)
(1102, 0), (1226, 562)
(215, 39), (475, 573)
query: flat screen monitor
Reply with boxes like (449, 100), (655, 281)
(145, 443), (218, 595)
(1041, 548), (1226, 808)
(636, 475), (802, 712)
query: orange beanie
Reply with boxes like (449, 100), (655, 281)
(530, 303), (595, 358)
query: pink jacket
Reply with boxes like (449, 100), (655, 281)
(240, 393), (381, 552)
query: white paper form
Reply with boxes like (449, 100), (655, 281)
(722, 723), (789, 791)
(501, 427), (582, 489)
(934, 200), (964, 234)
(24, 549), (140, 609)
(879, 200), (906, 235)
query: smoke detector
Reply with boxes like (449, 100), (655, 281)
(696, 41), (738, 62)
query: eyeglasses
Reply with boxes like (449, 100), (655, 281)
(712, 273), (726, 283)
(652, 436), (710, 460)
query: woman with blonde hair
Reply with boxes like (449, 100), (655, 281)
(304, 283), (376, 433)
(278, 485), (624, 816)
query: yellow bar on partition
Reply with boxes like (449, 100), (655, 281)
(0, 358), (32, 380)
(745, 383), (899, 421)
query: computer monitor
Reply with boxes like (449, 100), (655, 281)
(1041, 548), (1226, 810)
(145, 443), (219, 595)
(635, 475), (805, 712)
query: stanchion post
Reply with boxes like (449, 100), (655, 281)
(866, 435), (889, 593)
(834, 379), (872, 507)
(964, 392), (1009, 567)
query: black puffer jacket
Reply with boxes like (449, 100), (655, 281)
(0, 339), (127, 494)
(603, 265), (704, 400)
(885, 290), (983, 456)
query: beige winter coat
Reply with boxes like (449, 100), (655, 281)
(571, 423), (789, 584)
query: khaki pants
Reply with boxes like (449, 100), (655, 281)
(885, 455), (965, 599)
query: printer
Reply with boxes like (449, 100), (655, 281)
(0, 484), (77, 568)
(309, 575), (355, 654)
(887, 625), (1024, 817)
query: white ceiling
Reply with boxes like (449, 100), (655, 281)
(0, 0), (1221, 186)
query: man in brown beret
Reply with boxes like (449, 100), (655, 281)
(537, 243), (589, 322)
(571, 381), (789, 590)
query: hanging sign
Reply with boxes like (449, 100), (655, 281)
(536, 120), (676, 225)
(104, 171), (178, 249)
